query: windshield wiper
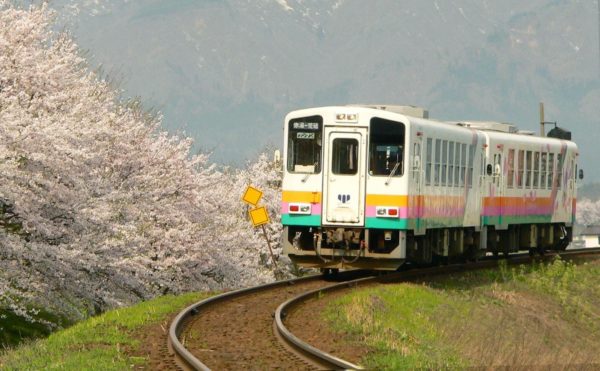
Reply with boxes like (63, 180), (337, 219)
(301, 161), (319, 182)
(385, 162), (401, 186)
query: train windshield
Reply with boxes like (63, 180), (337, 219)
(287, 116), (323, 173)
(369, 117), (405, 176)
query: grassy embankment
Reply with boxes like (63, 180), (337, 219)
(0, 292), (209, 370)
(325, 256), (600, 369)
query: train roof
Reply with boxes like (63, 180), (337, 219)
(286, 105), (576, 146)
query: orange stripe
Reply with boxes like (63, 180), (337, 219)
(366, 194), (408, 206)
(282, 190), (322, 203)
(483, 197), (553, 208)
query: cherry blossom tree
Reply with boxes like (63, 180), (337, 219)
(0, 1), (285, 334)
(576, 198), (600, 227)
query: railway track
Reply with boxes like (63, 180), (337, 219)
(169, 248), (600, 370)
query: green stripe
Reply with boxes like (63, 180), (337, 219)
(282, 214), (321, 226)
(483, 215), (552, 225)
(283, 214), (559, 229)
(410, 217), (465, 229)
(365, 218), (408, 229)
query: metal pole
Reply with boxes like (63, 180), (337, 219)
(261, 224), (278, 269)
(539, 102), (545, 137)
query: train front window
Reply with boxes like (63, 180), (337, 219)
(369, 117), (405, 176)
(287, 116), (323, 173)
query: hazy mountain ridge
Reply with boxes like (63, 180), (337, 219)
(49, 0), (600, 176)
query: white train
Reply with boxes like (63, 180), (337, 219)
(281, 105), (581, 270)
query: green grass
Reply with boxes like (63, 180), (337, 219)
(0, 292), (210, 370)
(326, 284), (466, 369)
(326, 257), (600, 369)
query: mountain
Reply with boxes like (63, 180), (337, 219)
(49, 0), (600, 178)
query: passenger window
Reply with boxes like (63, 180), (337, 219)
(540, 153), (547, 189)
(548, 153), (554, 188)
(557, 153), (563, 189)
(525, 151), (532, 188)
(460, 144), (466, 187)
(441, 140), (448, 186)
(435, 139), (441, 186)
(533, 152), (540, 188)
(454, 143), (460, 187)
(517, 150), (524, 187)
(426, 138), (432, 185)
(507, 149), (515, 188)
(448, 142), (455, 187)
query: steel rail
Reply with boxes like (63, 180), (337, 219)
(168, 274), (324, 370)
(274, 278), (371, 370)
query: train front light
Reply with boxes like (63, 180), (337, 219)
(289, 203), (311, 214)
(375, 206), (399, 218)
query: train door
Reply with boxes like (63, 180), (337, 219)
(412, 137), (425, 234)
(492, 152), (504, 228)
(565, 151), (575, 219)
(322, 127), (367, 226)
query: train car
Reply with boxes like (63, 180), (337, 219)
(281, 105), (580, 271)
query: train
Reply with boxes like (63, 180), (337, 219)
(281, 105), (582, 271)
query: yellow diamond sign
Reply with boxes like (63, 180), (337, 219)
(249, 206), (270, 227)
(242, 186), (263, 206)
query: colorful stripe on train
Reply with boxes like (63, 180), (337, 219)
(281, 191), (575, 229)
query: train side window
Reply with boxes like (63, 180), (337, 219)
(434, 139), (441, 186)
(426, 138), (432, 185)
(441, 140), (448, 186)
(548, 153), (554, 189)
(454, 143), (460, 187)
(540, 153), (547, 189)
(369, 118), (405, 176)
(525, 151), (532, 188)
(287, 116), (323, 174)
(557, 153), (563, 189)
(533, 152), (540, 188)
(460, 144), (466, 187)
(507, 149), (515, 188)
(448, 142), (455, 187)
(517, 150), (524, 187)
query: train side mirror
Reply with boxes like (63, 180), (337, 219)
(486, 164), (493, 176)
(579, 169), (584, 180)
(274, 149), (281, 164)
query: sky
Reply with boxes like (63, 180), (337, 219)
(46, 0), (600, 180)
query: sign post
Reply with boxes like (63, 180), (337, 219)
(242, 186), (277, 269)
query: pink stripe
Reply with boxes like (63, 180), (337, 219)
(483, 205), (553, 216)
(421, 206), (466, 218)
(281, 202), (322, 215)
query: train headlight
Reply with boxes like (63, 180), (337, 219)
(289, 203), (311, 215)
(375, 206), (399, 218)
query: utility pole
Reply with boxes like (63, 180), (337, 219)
(540, 102), (545, 137)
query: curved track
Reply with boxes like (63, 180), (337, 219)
(169, 248), (600, 370)
(168, 271), (371, 370)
